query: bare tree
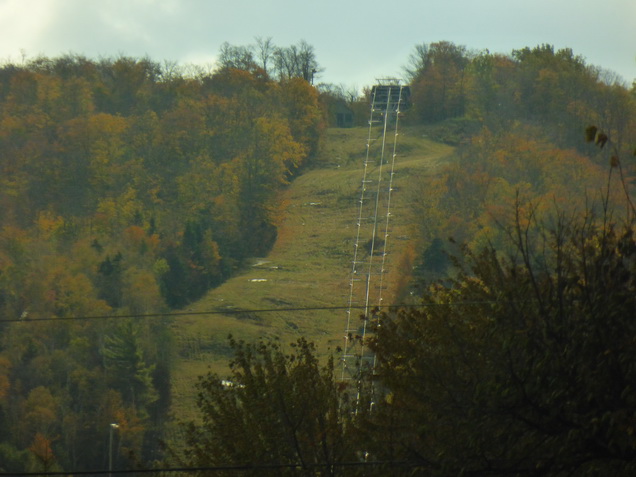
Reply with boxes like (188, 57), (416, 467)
(217, 42), (257, 71)
(403, 43), (430, 81)
(273, 40), (322, 83)
(254, 36), (275, 75)
(297, 40), (321, 83)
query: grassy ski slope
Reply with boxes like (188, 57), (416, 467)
(170, 126), (453, 419)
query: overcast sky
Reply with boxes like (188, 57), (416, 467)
(0, 0), (634, 88)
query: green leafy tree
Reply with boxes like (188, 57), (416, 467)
(97, 252), (124, 308)
(96, 56), (160, 114)
(0, 442), (29, 473)
(180, 338), (357, 476)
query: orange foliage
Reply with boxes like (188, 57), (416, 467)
(123, 225), (146, 245)
(29, 432), (57, 471)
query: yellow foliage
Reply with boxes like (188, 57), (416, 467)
(35, 211), (65, 240)
(123, 267), (163, 314)
(95, 187), (143, 232)
(25, 386), (58, 432)
(35, 73), (62, 109)
(254, 116), (306, 176)
(123, 225), (146, 246)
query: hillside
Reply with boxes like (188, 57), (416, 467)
(0, 44), (633, 473)
(170, 126), (454, 419)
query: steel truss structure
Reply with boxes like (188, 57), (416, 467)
(340, 80), (409, 397)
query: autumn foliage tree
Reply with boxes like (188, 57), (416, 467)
(370, 204), (636, 475)
(406, 41), (470, 123)
(405, 42), (635, 155)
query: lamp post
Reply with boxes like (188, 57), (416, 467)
(109, 423), (119, 477)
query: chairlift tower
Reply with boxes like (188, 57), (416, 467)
(340, 80), (409, 395)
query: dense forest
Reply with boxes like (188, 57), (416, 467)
(0, 38), (635, 474)
(404, 42), (635, 285)
(0, 41), (324, 472)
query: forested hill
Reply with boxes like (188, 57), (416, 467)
(171, 43), (636, 477)
(0, 41), (634, 473)
(0, 55), (324, 471)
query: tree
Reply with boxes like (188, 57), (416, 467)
(465, 51), (518, 123)
(102, 320), (158, 415)
(28, 432), (58, 473)
(404, 43), (430, 81)
(412, 123), (610, 261)
(279, 77), (324, 159)
(215, 39), (322, 83)
(217, 42), (259, 73)
(254, 36), (276, 75)
(180, 338), (357, 476)
(273, 41), (322, 83)
(96, 56), (160, 114)
(407, 41), (470, 122)
(369, 205), (636, 475)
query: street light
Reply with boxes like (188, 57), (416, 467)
(109, 423), (119, 477)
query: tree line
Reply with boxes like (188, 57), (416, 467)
(403, 42), (635, 287)
(404, 42), (633, 145)
(218, 37), (322, 83)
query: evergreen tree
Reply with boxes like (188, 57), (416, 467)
(102, 320), (158, 414)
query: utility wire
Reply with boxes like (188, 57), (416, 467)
(0, 460), (427, 476)
(2, 300), (507, 324)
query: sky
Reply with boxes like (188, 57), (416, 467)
(0, 0), (634, 88)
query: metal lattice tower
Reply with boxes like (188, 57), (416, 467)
(340, 80), (408, 389)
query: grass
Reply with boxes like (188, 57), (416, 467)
(170, 125), (454, 421)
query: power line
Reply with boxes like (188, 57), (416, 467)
(1, 300), (505, 324)
(0, 460), (428, 476)
(4, 305), (353, 323)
